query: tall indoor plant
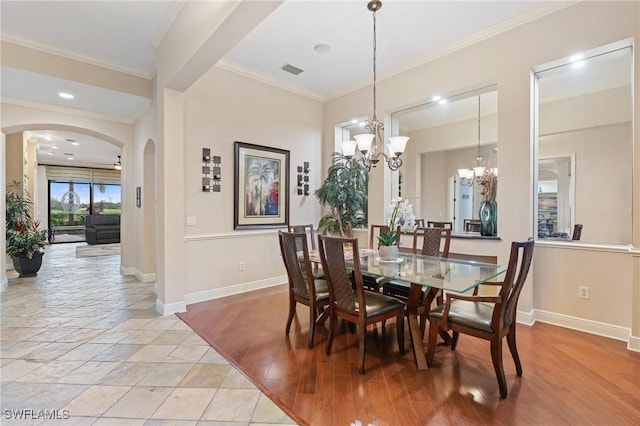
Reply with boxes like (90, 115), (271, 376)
(315, 152), (368, 237)
(6, 180), (48, 277)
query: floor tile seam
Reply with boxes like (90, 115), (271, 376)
(146, 386), (221, 422)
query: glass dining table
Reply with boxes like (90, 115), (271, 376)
(357, 252), (507, 370)
(306, 248), (506, 370)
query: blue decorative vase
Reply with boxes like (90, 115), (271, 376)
(479, 200), (497, 237)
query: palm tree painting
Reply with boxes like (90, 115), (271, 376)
(235, 141), (289, 229)
(245, 155), (280, 216)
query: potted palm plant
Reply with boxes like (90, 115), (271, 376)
(6, 181), (48, 277)
(315, 152), (368, 237)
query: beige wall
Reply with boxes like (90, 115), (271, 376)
(323, 1), (639, 347)
(5, 132), (24, 187)
(540, 123), (631, 243)
(182, 66), (323, 299)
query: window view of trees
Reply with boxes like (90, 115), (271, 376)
(49, 181), (121, 242)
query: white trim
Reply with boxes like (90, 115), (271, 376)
(1, 32), (153, 79)
(0, 277), (7, 292)
(532, 309), (631, 343)
(516, 309), (536, 326)
(1, 98), (141, 125)
(156, 298), (187, 316)
(184, 276), (286, 306)
(628, 336), (640, 352)
(185, 229), (278, 242)
(134, 269), (156, 283)
(216, 60), (324, 102)
(534, 240), (635, 253)
(120, 265), (135, 276)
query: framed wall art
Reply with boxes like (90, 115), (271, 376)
(234, 141), (289, 229)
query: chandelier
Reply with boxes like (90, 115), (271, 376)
(341, 0), (409, 171)
(457, 95), (497, 186)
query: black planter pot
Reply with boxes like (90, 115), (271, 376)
(12, 252), (44, 277)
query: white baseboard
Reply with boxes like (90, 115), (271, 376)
(155, 298), (187, 316)
(120, 265), (135, 276)
(516, 309), (536, 326)
(134, 269), (156, 283)
(628, 336), (640, 352)
(532, 308), (631, 343)
(184, 275), (286, 306)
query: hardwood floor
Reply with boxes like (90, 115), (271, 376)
(178, 284), (640, 425)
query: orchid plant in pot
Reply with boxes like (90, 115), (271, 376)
(378, 198), (414, 261)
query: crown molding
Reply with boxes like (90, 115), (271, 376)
(215, 59), (326, 103)
(1, 97), (138, 125)
(324, 1), (579, 102)
(1, 32), (154, 80)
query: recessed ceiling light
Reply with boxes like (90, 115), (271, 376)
(67, 157), (74, 160)
(45, 136), (52, 141)
(47, 152), (53, 156)
(432, 95), (442, 102)
(71, 142), (79, 146)
(351, 119), (359, 124)
(438, 99), (448, 105)
(314, 43), (331, 54)
(51, 145), (58, 150)
(58, 92), (74, 99)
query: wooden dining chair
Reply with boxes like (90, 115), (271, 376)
(288, 224), (317, 250)
(414, 219), (425, 228)
(571, 223), (583, 240)
(279, 231), (330, 349)
(426, 240), (535, 398)
(382, 227), (452, 332)
(427, 220), (453, 229)
(288, 224), (323, 278)
(464, 219), (481, 232)
(318, 235), (405, 374)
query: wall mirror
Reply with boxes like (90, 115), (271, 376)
(391, 86), (498, 234)
(534, 43), (633, 244)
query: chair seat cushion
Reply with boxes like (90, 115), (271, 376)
(382, 280), (426, 301)
(356, 291), (404, 317)
(313, 279), (330, 301)
(429, 299), (495, 333)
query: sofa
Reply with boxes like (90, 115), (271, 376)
(84, 214), (120, 245)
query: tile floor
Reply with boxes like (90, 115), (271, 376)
(1, 242), (297, 425)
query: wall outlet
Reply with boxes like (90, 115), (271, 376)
(186, 216), (197, 226)
(239, 262), (246, 271)
(578, 286), (590, 299)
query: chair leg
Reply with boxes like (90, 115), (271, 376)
(426, 319), (439, 366)
(285, 296), (296, 335)
(326, 309), (336, 356)
(358, 322), (367, 375)
(396, 314), (405, 354)
(506, 327), (522, 376)
(451, 331), (460, 350)
(491, 338), (508, 398)
(307, 303), (316, 349)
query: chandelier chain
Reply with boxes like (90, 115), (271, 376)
(372, 8), (377, 121)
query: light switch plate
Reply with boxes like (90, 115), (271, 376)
(186, 216), (197, 226)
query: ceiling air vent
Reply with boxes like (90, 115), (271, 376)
(281, 63), (304, 76)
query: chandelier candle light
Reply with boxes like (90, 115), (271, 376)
(341, 0), (409, 171)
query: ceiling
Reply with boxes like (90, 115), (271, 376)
(1, 0), (572, 167)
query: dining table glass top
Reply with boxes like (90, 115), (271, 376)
(356, 252), (507, 293)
